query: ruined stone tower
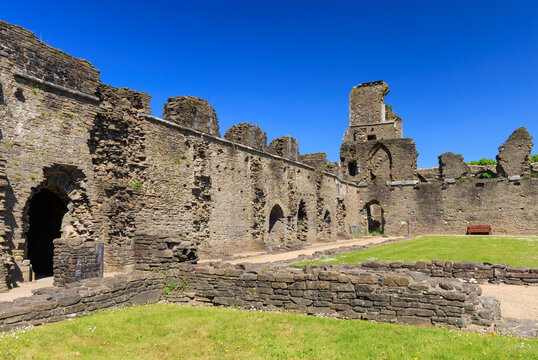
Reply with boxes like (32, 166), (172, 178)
(344, 80), (403, 143)
(340, 81), (418, 185)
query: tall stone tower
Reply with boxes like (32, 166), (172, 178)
(340, 81), (417, 184)
(343, 81), (402, 143)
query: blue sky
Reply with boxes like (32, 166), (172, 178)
(3, 1), (537, 167)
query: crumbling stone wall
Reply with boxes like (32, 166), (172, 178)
(162, 96), (220, 136)
(89, 84), (151, 271)
(224, 123), (267, 150)
(136, 112), (361, 261)
(268, 136), (299, 161)
(496, 127), (533, 177)
(353, 260), (538, 286)
(0, 155), (10, 291)
(357, 178), (537, 235)
(341, 138), (418, 183)
(166, 263), (499, 328)
(438, 152), (469, 180)
(0, 272), (163, 332)
(53, 238), (103, 286)
(344, 81), (402, 143)
(0, 20), (104, 285)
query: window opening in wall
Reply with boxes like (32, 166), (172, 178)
(26, 188), (68, 278)
(367, 135), (377, 141)
(348, 161), (358, 176)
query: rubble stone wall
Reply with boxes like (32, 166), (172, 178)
(165, 263), (499, 328)
(134, 116), (361, 268)
(0, 272), (163, 332)
(349, 260), (538, 286)
(358, 178), (537, 235)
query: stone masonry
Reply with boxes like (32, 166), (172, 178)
(0, 20), (536, 290)
(165, 263), (499, 329)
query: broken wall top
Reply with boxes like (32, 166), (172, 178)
(162, 96), (220, 137)
(0, 20), (100, 95)
(496, 127), (533, 177)
(268, 136), (300, 161)
(224, 122), (267, 151)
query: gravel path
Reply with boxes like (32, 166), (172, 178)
(223, 236), (393, 264)
(481, 284), (538, 321)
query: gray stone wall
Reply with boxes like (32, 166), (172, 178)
(497, 127), (534, 177)
(0, 272), (163, 332)
(357, 178), (537, 235)
(349, 260), (538, 286)
(165, 263), (498, 328)
(267, 136), (300, 161)
(135, 116), (361, 264)
(163, 96), (220, 137)
(224, 123), (267, 151)
(439, 152), (469, 180)
(0, 21), (103, 285)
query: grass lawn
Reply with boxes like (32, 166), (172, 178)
(294, 236), (538, 267)
(0, 304), (535, 359)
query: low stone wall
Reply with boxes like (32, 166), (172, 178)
(53, 238), (104, 286)
(165, 263), (500, 329)
(0, 272), (163, 332)
(354, 260), (538, 286)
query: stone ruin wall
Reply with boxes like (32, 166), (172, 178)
(163, 263), (499, 329)
(135, 110), (361, 270)
(341, 81), (537, 236)
(0, 20), (361, 285)
(0, 264), (504, 333)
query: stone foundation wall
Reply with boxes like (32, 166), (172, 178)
(352, 260), (538, 286)
(165, 263), (499, 328)
(0, 272), (163, 332)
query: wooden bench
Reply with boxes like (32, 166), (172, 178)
(467, 225), (492, 235)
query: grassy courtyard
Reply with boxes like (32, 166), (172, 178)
(0, 304), (535, 359)
(295, 236), (538, 267)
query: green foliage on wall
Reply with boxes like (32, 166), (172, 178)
(468, 158), (497, 165)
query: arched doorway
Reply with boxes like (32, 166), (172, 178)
(267, 204), (286, 249)
(364, 201), (384, 235)
(297, 200), (308, 241)
(26, 188), (68, 278)
(368, 144), (392, 184)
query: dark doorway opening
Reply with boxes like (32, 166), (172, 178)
(26, 188), (68, 278)
(365, 201), (384, 235)
(297, 200), (308, 241)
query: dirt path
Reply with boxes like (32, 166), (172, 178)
(0, 272), (124, 303)
(481, 284), (538, 320)
(220, 236), (396, 265)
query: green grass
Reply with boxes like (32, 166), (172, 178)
(294, 236), (538, 267)
(0, 304), (535, 359)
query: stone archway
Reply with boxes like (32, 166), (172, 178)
(364, 201), (384, 234)
(26, 188), (68, 277)
(267, 204), (286, 249)
(368, 144), (392, 184)
(21, 164), (95, 283)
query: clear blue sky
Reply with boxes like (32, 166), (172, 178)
(3, 1), (537, 167)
